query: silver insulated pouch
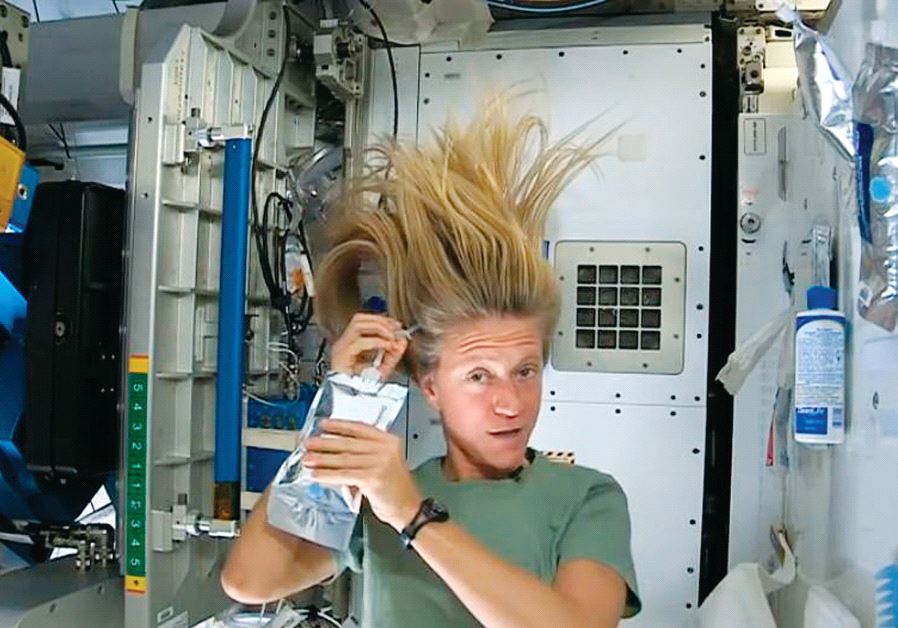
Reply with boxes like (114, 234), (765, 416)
(267, 372), (408, 550)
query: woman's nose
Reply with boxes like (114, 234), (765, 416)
(491, 379), (521, 417)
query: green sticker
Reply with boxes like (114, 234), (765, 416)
(126, 371), (148, 578)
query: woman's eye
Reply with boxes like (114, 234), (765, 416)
(468, 371), (488, 383)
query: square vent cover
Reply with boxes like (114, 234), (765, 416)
(553, 241), (687, 374)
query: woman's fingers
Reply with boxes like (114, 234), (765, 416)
(308, 468), (364, 486)
(330, 313), (410, 378)
(379, 337), (409, 377)
(343, 336), (392, 359)
(304, 451), (378, 470)
(345, 313), (402, 340)
(332, 337), (391, 374)
(305, 434), (373, 454)
(319, 419), (385, 440)
(331, 314), (406, 374)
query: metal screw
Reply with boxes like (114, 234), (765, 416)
(54, 321), (66, 337)
(740, 212), (762, 234)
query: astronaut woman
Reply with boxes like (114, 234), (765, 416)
(222, 97), (641, 627)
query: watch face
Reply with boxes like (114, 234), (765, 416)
(423, 498), (449, 520)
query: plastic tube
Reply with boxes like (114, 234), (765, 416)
(214, 138), (252, 520)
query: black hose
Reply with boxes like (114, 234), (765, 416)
(357, 0), (398, 139)
(0, 93), (26, 151)
(252, 7), (292, 309)
(0, 32), (13, 68)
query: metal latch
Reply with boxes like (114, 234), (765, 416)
(314, 19), (367, 100)
(13, 522), (116, 571)
(185, 115), (253, 153)
(152, 494), (240, 553)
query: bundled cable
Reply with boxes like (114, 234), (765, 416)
(357, 0), (397, 139)
(251, 6), (293, 314)
(0, 94), (26, 151)
(0, 31), (26, 151)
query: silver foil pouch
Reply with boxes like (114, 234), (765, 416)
(852, 43), (898, 331)
(779, 6), (855, 160)
(267, 372), (408, 550)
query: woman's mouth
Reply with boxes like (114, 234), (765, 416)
(488, 427), (524, 440)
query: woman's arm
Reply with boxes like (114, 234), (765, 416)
(221, 313), (408, 603)
(305, 420), (628, 628)
(220, 487), (336, 604)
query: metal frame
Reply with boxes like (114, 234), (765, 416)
(0, 2), (29, 69)
(0, 557), (122, 628)
(122, 2), (315, 624)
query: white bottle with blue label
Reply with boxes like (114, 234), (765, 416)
(794, 286), (846, 445)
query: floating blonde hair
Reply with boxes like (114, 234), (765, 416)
(315, 95), (603, 373)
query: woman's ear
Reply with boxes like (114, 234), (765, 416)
(418, 371), (440, 411)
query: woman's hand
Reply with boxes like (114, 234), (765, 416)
(304, 419), (423, 532)
(330, 313), (408, 380)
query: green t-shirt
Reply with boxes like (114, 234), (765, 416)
(332, 452), (641, 626)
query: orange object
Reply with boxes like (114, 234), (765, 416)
(291, 267), (305, 294)
(0, 134), (25, 231)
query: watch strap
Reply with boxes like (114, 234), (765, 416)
(400, 497), (448, 548)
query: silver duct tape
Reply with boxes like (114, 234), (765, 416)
(770, 387), (792, 469)
(854, 43), (898, 331)
(812, 224), (833, 287)
(780, 6), (855, 161)
(268, 373), (408, 550)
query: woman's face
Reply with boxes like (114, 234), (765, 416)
(419, 314), (544, 480)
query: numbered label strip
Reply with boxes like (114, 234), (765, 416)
(126, 354), (149, 594)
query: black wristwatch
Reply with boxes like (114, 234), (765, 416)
(399, 497), (449, 548)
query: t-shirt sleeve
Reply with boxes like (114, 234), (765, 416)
(557, 474), (641, 618)
(328, 514), (364, 578)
